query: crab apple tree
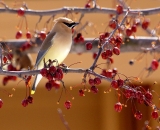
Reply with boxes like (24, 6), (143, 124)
(0, 0), (160, 130)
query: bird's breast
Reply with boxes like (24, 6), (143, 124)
(38, 32), (72, 68)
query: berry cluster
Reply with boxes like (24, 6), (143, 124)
(40, 65), (63, 91)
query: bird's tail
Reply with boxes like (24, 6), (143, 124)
(31, 74), (42, 95)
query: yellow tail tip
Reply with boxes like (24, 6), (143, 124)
(31, 90), (35, 95)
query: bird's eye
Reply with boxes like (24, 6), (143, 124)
(63, 22), (76, 28)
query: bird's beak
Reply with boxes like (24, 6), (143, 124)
(74, 22), (79, 26)
(72, 22), (79, 29)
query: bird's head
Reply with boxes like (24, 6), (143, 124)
(53, 17), (79, 33)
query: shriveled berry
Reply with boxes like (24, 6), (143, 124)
(79, 89), (84, 96)
(134, 111), (143, 120)
(64, 100), (71, 109)
(114, 102), (122, 112)
(27, 96), (33, 104)
(91, 86), (98, 94)
(22, 99), (28, 107)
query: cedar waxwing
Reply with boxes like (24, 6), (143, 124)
(31, 17), (79, 94)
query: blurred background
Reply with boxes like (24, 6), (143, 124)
(0, 0), (160, 130)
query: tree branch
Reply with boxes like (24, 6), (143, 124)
(0, 5), (160, 16)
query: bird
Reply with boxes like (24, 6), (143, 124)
(31, 17), (79, 94)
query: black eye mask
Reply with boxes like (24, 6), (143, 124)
(63, 22), (77, 29)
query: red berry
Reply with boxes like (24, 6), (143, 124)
(113, 47), (120, 55)
(49, 66), (56, 74)
(126, 28), (132, 36)
(111, 80), (118, 89)
(54, 71), (63, 80)
(40, 68), (48, 77)
(22, 99), (28, 107)
(46, 73), (53, 81)
(105, 69), (113, 78)
(45, 82), (53, 91)
(142, 19), (150, 30)
(91, 86), (98, 94)
(151, 59), (159, 70)
(115, 36), (123, 47)
(85, 3), (90, 8)
(109, 20), (117, 29)
(151, 110), (159, 119)
(40, 31), (46, 40)
(116, 5), (123, 14)
(112, 68), (118, 74)
(93, 53), (97, 59)
(131, 25), (137, 33)
(64, 100), (71, 109)
(3, 56), (7, 63)
(106, 49), (113, 57)
(145, 90), (153, 101)
(79, 89), (84, 96)
(0, 99), (3, 108)
(94, 77), (101, 85)
(16, 31), (22, 39)
(3, 77), (9, 86)
(27, 96), (33, 104)
(89, 78), (95, 86)
(134, 111), (143, 120)
(17, 7), (25, 16)
(85, 42), (92, 50)
(101, 51), (107, 59)
(114, 102), (122, 112)
(105, 32), (110, 37)
(26, 31), (31, 39)
(99, 33), (106, 41)
(117, 79), (124, 87)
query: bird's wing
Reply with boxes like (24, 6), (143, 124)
(34, 31), (56, 68)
